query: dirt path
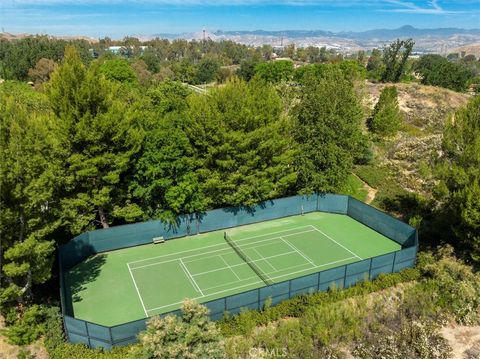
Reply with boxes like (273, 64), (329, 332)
(0, 316), (20, 359)
(352, 173), (378, 204)
(441, 324), (480, 359)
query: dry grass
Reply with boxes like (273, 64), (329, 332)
(362, 81), (471, 197)
(0, 316), (48, 359)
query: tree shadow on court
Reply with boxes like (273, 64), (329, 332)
(65, 253), (107, 303)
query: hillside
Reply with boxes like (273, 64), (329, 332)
(355, 82), (471, 207)
(450, 43), (480, 58)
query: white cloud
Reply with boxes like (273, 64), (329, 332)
(383, 0), (467, 14)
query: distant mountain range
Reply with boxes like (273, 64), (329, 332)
(3, 26), (480, 55)
(213, 26), (480, 41)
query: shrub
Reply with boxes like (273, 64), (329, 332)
(219, 268), (420, 336)
(44, 306), (132, 359)
(419, 246), (480, 324)
(2, 305), (49, 345)
(353, 320), (452, 359)
(133, 299), (224, 359)
(367, 86), (403, 136)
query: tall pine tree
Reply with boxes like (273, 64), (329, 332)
(47, 46), (144, 233)
(368, 86), (403, 136)
(0, 82), (60, 306)
(437, 96), (480, 262)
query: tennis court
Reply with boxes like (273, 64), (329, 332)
(66, 212), (401, 326)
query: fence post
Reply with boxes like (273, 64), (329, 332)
(392, 251), (397, 273)
(257, 288), (261, 310)
(368, 258), (373, 280)
(343, 265), (347, 289)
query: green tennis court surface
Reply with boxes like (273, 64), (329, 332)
(65, 212), (401, 326)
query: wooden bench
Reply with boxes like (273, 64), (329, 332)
(152, 236), (165, 244)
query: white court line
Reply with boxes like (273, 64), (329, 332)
(130, 230), (315, 271)
(218, 254), (241, 281)
(269, 256), (356, 281)
(128, 225), (313, 265)
(145, 255), (356, 313)
(179, 259), (200, 294)
(280, 237), (316, 267)
(309, 225), (362, 260)
(253, 247), (277, 271)
(201, 262), (312, 292)
(184, 237), (295, 265)
(179, 259), (204, 296)
(127, 263), (148, 317)
(231, 225), (314, 242)
(191, 250), (297, 277)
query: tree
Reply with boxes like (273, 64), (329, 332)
(366, 48), (384, 81)
(195, 57), (220, 84)
(293, 69), (365, 193)
(0, 82), (60, 306)
(437, 96), (480, 262)
(294, 62), (365, 85)
(131, 59), (152, 87)
(134, 299), (224, 359)
(367, 86), (403, 136)
(46, 46), (144, 232)
(131, 82), (198, 220)
(381, 39), (414, 83)
(237, 57), (261, 81)
(215, 67), (233, 84)
(254, 60), (294, 83)
(99, 58), (138, 84)
(28, 58), (57, 88)
(184, 77), (297, 207)
(414, 54), (474, 92)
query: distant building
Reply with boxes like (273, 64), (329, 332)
(107, 46), (123, 54)
(106, 45), (148, 56)
(273, 45), (285, 52)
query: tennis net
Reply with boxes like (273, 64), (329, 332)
(224, 232), (273, 286)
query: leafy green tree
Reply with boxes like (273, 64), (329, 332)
(130, 82), (200, 220)
(437, 96), (480, 262)
(414, 54), (474, 92)
(0, 82), (60, 306)
(254, 60), (294, 83)
(146, 81), (191, 116)
(366, 48), (384, 81)
(237, 57), (261, 81)
(134, 299), (224, 359)
(46, 46), (144, 232)
(0, 36), (90, 81)
(294, 62), (365, 85)
(99, 58), (138, 84)
(195, 57), (220, 84)
(293, 69), (365, 193)
(367, 86), (403, 136)
(185, 77), (297, 207)
(381, 39), (415, 83)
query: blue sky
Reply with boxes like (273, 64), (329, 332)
(1, 0), (479, 38)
